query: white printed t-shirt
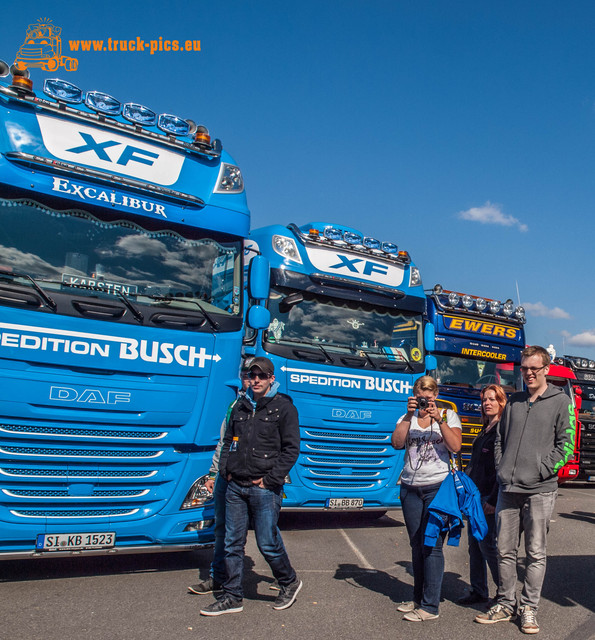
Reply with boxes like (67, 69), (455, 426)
(399, 409), (462, 487)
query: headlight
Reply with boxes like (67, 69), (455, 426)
(410, 266), (422, 287)
(272, 235), (302, 264)
(180, 474), (213, 510)
(214, 163), (244, 193)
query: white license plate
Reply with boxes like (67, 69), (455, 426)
(326, 498), (364, 509)
(36, 532), (115, 551)
(588, 476), (595, 483)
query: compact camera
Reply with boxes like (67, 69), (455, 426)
(417, 397), (429, 410)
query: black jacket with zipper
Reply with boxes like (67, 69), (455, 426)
(219, 390), (300, 489)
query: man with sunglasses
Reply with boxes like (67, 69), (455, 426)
(200, 357), (301, 616)
(475, 346), (573, 634)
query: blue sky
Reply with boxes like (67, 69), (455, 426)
(2, 0), (594, 358)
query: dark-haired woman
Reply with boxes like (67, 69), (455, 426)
(457, 384), (506, 606)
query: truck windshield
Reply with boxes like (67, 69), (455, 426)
(434, 354), (521, 392)
(0, 198), (241, 322)
(264, 287), (424, 370)
(579, 384), (595, 416)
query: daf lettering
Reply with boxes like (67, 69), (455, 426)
(332, 409), (372, 420)
(50, 386), (131, 405)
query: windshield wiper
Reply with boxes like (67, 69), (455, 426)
(149, 295), (220, 330)
(115, 290), (144, 323)
(0, 269), (57, 311)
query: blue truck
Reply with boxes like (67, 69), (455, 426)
(0, 63), (269, 558)
(425, 285), (526, 460)
(245, 222), (427, 513)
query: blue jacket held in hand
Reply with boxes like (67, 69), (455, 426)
(424, 469), (488, 547)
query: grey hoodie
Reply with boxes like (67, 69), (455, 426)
(495, 383), (574, 493)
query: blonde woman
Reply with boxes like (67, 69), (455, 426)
(392, 376), (462, 621)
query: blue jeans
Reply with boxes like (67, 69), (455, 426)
(496, 489), (557, 610)
(223, 480), (296, 601)
(400, 482), (445, 615)
(468, 510), (499, 598)
(209, 475), (228, 585)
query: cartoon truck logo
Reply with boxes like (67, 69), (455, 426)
(13, 19), (78, 72)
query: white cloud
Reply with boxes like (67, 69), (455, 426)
(457, 201), (528, 232)
(567, 330), (595, 347)
(523, 302), (571, 320)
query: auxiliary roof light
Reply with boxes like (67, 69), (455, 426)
(448, 292), (460, 307)
(475, 297), (487, 312)
(323, 227), (343, 242)
(589, 360), (595, 369)
(502, 299), (514, 317)
(581, 359), (589, 368)
(0, 59), (8, 77)
(344, 231), (363, 245)
(194, 125), (211, 145)
(381, 242), (398, 255)
(10, 64), (33, 93)
(363, 236), (381, 250)
(462, 294), (474, 309)
(514, 306), (525, 321)
(433, 284), (443, 295)
(122, 102), (157, 126)
(488, 300), (501, 314)
(43, 78), (83, 103)
(308, 228), (320, 238)
(85, 90), (122, 115)
(397, 250), (411, 264)
(157, 113), (191, 136)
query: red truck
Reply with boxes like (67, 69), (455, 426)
(547, 361), (581, 484)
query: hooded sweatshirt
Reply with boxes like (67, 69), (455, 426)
(495, 383), (574, 493)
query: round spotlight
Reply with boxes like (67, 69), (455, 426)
(448, 292), (460, 307)
(488, 300), (500, 314)
(462, 295), (474, 309)
(503, 299), (514, 316)
(433, 284), (443, 295)
(475, 297), (487, 312)
(514, 306), (525, 321)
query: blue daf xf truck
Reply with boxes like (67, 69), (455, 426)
(426, 285), (525, 460)
(246, 222), (428, 513)
(0, 63), (269, 558)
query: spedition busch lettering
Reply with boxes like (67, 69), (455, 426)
(0, 324), (219, 369)
(52, 178), (167, 218)
(289, 372), (412, 395)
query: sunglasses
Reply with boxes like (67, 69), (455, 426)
(520, 365), (547, 374)
(248, 371), (271, 380)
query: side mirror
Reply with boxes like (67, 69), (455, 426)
(424, 322), (435, 352)
(247, 305), (270, 330)
(248, 255), (270, 301)
(425, 355), (437, 373)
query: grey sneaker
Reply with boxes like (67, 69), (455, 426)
(403, 608), (439, 621)
(475, 603), (514, 624)
(397, 601), (418, 613)
(273, 579), (303, 610)
(199, 595), (243, 616)
(520, 606), (539, 634)
(188, 577), (222, 594)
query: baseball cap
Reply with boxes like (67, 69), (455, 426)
(249, 356), (274, 376)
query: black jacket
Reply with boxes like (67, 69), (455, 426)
(219, 389), (300, 489)
(465, 423), (498, 508)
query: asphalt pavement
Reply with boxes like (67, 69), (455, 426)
(0, 483), (593, 640)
